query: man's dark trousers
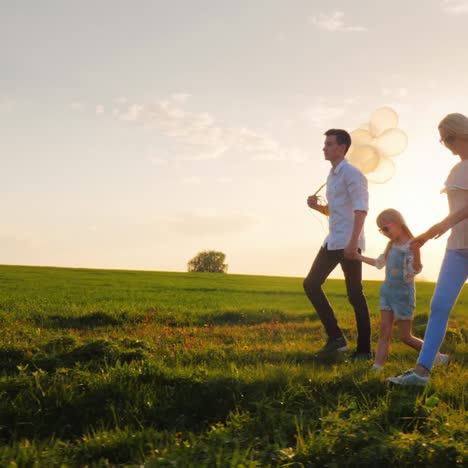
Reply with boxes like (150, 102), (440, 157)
(303, 245), (371, 353)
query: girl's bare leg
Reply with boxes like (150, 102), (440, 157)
(396, 320), (423, 351)
(374, 309), (394, 367)
(397, 320), (445, 373)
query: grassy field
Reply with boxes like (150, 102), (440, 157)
(0, 265), (466, 467)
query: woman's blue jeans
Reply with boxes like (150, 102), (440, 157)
(417, 248), (468, 371)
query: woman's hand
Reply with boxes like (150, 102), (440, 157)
(413, 221), (450, 247)
(430, 220), (452, 238)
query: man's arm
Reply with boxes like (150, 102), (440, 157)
(344, 167), (369, 259)
(344, 210), (367, 258)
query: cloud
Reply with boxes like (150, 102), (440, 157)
(344, 97), (359, 105)
(441, 0), (468, 14)
(217, 176), (232, 184)
(309, 11), (366, 32)
(118, 104), (145, 122)
(71, 102), (84, 112)
(171, 93), (191, 104)
(304, 104), (346, 126)
(111, 95), (309, 162)
(114, 96), (128, 104)
(147, 155), (166, 165)
(277, 32), (287, 42)
(180, 176), (201, 185)
(0, 97), (15, 112)
(372, 84), (412, 112)
(252, 148), (309, 161)
(168, 212), (258, 238)
(381, 87), (409, 98)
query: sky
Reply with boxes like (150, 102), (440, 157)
(1, 0), (468, 282)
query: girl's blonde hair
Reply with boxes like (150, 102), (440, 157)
(376, 208), (413, 258)
(438, 113), (468, 135)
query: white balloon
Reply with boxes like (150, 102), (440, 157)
(375, 128), (408, 157)
(348, 129), (374, 158)
(347, 144), (380, 174)
(369, 107), (398, 137)
(366, 156), (396, 184)
(350, 128), (374, 146)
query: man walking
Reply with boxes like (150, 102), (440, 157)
(304, 129), (372, 359)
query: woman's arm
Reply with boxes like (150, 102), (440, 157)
(434, 204), (468, 237)
(413, 203), (468, 247)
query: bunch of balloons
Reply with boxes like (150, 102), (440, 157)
(347, 107), (408, 183)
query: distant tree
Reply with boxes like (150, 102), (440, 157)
(187, 250), (228, 273)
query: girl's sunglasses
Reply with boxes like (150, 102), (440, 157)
(379, 223), (393, 234)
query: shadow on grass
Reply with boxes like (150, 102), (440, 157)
(177, 286), (305, 296)
(175, 348), (350, 368)
(200, 309), (319, 326)
(0, 363), (429, 444)
(0, 339), (148, 376)
(31, 310), (320, 329)
(33, 311), (129, 329)
(0, 348), (28, 372)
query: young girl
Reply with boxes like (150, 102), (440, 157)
(356, 208), (449, 371)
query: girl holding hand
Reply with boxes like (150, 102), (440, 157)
(356, 209), (449, 371)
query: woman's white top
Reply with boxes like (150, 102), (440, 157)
(443, 160), (468, 249)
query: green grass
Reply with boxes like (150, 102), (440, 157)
(0, 264), (466, 467)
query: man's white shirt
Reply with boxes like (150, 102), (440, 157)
(323, 159), (369, 251)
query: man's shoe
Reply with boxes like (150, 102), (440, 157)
(316, 336), (348, 354)
(387, 369), (429, 386)
(350, 351), (373, 361)
(433, 353), (450, 367)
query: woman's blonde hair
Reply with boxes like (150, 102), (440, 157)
(438, 113), (468, 135)
(376, 208), (413, 258)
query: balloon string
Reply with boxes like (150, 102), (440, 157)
(309, 211), (328, 236)
(310, 181), (329, 221)
(313, 182), (326, 196)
